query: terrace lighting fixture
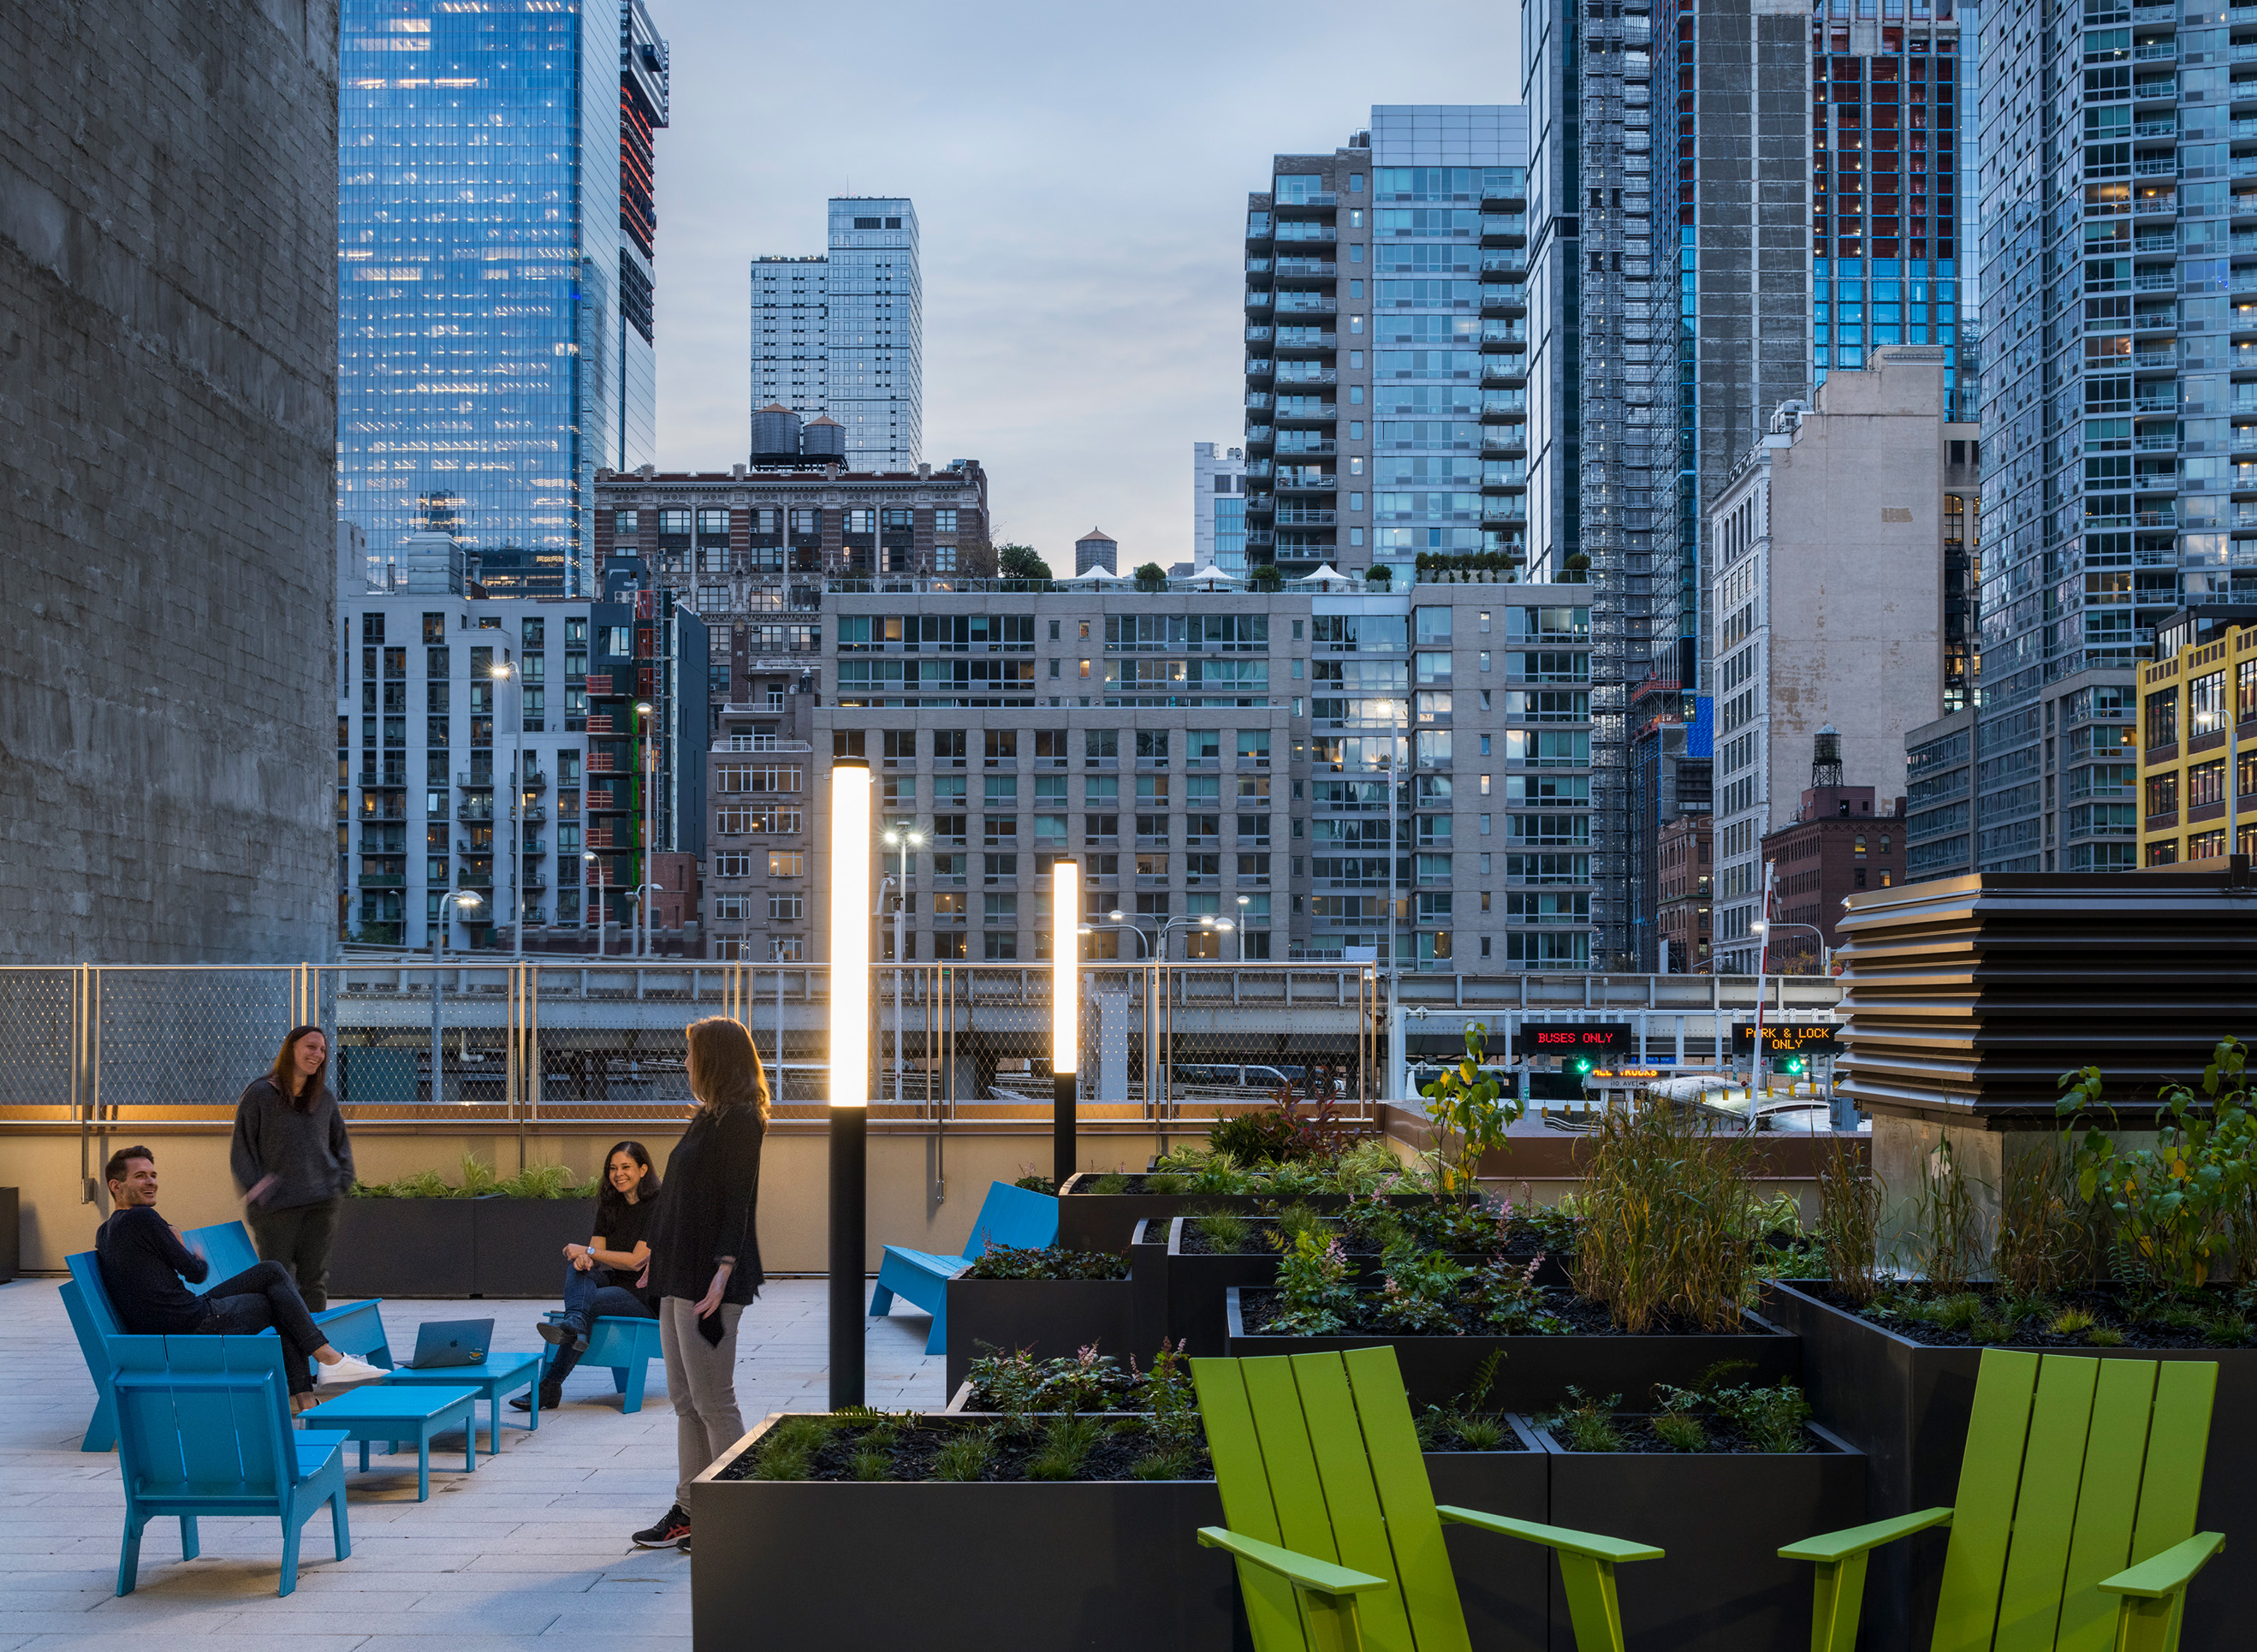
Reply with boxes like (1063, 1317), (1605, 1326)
(827, 758), (871, 1410)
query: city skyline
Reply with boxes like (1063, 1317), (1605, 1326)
(650, 0), (1514, 562)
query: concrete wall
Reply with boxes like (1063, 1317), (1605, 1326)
(1762, 360), (1949, 826)
(0, 0), (340, 964)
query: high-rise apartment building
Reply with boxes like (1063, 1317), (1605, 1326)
(1241, 108), (1531, 584)
(749, 199), (924, 471)
(1192, 443), (1248, 574)
(338, 0), (668, 597)
(1970, 0), (2257, 874)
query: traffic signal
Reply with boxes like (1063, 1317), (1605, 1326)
(1572, 1056), (1594, 1075)
(1779, 1054), (1805, 1076)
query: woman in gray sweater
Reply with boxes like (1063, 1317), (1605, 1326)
(230, 1025), (356, 1310)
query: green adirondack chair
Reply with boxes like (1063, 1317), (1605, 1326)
(1192, 1344), (1663, 1652)
(1779, 1349), (2222, 1652)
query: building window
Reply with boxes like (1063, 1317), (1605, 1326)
(768, 892), (804, 922)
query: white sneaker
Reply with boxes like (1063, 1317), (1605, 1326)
(319, 1353), (388, 1385)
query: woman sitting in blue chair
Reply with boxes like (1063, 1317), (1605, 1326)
(514, 1140), (660, 1412)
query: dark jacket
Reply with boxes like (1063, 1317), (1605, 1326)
(96, 1205), (211, 1335)
(644, 1103), (765, 1324)
(230, 1076), (355, 1211)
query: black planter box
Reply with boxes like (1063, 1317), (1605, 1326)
(1225, 1287), (1800, 1411)
(1056, 1176), (1474, 1255)
(1761, 1282), (2249, 1652)
(332, 1197), (478, 1297)
(1527, 1415), (1864, 1652)
(1160, 1217), (1505, 1358)
(469, 1197), (597, 1295)
(943, 1275), (1137, 1394)
(692, 1413), (1547, 1652)
(330, 1196), (594, 1298)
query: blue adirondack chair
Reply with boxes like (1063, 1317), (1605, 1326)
(539, 1310), (665, 1411)
(867, 1180), (1059, 1353)
(62, 1239), (391, 1453)
(108, 1334), (352, 1596)
(181, 1221), (394, 1366)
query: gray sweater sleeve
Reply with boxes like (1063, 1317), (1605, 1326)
(229, 1084), (266, 1197)
(231, 1079), (352, 1208)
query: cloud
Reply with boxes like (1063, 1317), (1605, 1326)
(653, 0), (1516, 562)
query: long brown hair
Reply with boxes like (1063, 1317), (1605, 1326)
(685, 1017), (768, 1120)
(270, 1025), (330, 1114)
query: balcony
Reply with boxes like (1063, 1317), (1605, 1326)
(1480, 362), (1527, 389)
(1245, 327), (1273, 347)
(1273, 401), (1338, 425)
(456, 771), (496, 789)
(584, 674), (613, 696)
(1480, 214), (1526, 245)
(1482, 433), (1529, 459)
(1274, 192), (1339, 212)
(1244, 391), (1273, 413)
(356, 873), (405, 889)
(1245, 425), (1275, 448)
(1274, 331), (1339, 354)
(1271, 225), (1339, 245)
(1275, 439), (1338, 459)
(1244, 358), (1275, 381)
(521, 770), (548, 791)
(1274, 472), (1338, 495)
(1273, 508), (1337, 526)
(1274, 297), (1339, 318)
(456, 800), (494, 823)
(1273, 257), (1338, 282)
(1480, 395), (1528, 422)
(1274, 366), (1338, 388)
(1244, 289), (1274, 312)
(1480, 323), (1529, 351)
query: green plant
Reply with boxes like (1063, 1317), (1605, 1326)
(1128, 1444), (1203, 1479)
(1025, 1415), (1102, 1480)
(996, 544), (1052, 582)
(1012, 1170), (1056, 1193)
(962, 1244), (1130, 1281)
(1470, 1252), (1569, 1334)
(1651, 1412), (1709, 1453)
(929, 1424), (999, 1482)
(1088, 1171), (1131, 1196)
(1248, 562), (1285, 591)
(2086, 1325), (2126, 1346)
(1268, 1201), (1330, 1250)
(1208, 1083), (1339, 1166)
(1416, 1352), (1508, 1450)
(1332, 1139), (1411, 1195)
(2203, 1313), (2252, 1347)
(1993, 1135), (2088, 1298)
(1186, 1153), (1256, 1196)
(1143, 1171), (1188, 1195)
(458, 1153), (502, 1197)
(1141, 1340), (1201, 1452)
(848, 1446), (890, 1481)
(1708, 1381), (1814, 1454)
(2058, 1038), (2257, 1293)
(393, 1168), (458, 1199)
(1571, 1097), (1760, 1333)
(1417, 1022), (1523, 1193)
(1541, 1388), (1624, 1453)
(1364, 565), (1393, 590)
(1815, 1138), (1884, 1304)
(1191, 1209), (1252, 1252)
(2049, 1306), (2096, 1336)
(1030, 1344), (1132, 1417)
(494, 1162), (579, 1199)
(1269, 1229), (1354, 1334)
(1909, 1137), (1984, 1292)
(1375, 1241), (1472, 1334)
(1132, 562), (1168, 592)
(752, 1415), (831, 1480)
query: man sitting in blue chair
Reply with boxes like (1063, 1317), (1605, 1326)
(95, 1146), (384, 1415)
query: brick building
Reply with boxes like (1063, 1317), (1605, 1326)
(1759, 781), (1906, 974)
(1655, 813), (1713, 974)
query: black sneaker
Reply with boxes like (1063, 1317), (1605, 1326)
(632, 1505), (691, 1548)
(676, 1534), (692, 1554)
(509, 1382), (563, 1413)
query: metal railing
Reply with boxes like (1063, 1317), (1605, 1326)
(1, 964), (1842, 1170)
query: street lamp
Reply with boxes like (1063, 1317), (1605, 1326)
(635, 698), (656, 958)
(583, 850), (605, 955)
(1052, 857), (1079, 1190)
(881, 827), (926, 1111)
(828, 759), (872, 1411)
(490, 661), (523, 960)
(1102, 909), (1153, 958)
(1235, 894), (1251, 961)
(431, 890), (482, 1103)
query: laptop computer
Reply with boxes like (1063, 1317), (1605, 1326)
(401, 1318), (493, 1370)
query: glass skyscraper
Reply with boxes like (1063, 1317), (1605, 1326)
(339, 0), (668, 596)
(1969, 0), (2254, 871)
(750, 199), (924, 471)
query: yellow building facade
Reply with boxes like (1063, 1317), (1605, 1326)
(2137, 622), (2257, 867)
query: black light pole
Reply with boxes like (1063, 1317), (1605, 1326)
(829, 759), (871, 1411)
(1051, 858), (1079, 1190)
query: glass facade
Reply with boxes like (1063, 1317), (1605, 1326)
(749, 199), (923, 471)
(339, 0), (666, 597)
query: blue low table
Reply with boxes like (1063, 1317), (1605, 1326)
(382, 1352), (543, 1453)
(300, 1385), (479, 1501)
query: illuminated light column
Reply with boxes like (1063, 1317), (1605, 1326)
(829, 759), (871, 1409)
(1051, 859), (1079, 1190)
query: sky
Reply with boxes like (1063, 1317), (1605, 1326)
(653, 0), (1519, 569)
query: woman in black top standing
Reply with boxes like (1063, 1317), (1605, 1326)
(629, 1017), (766, 1551)
(230, 1025), (355, 1310)
(514, 1139), (661, 1413)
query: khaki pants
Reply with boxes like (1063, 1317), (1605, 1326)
(659, 1296), (745, 1510)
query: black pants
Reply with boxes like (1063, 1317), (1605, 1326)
(248, 1194), (343, 1311)
(195, 1261), (326, 1395)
